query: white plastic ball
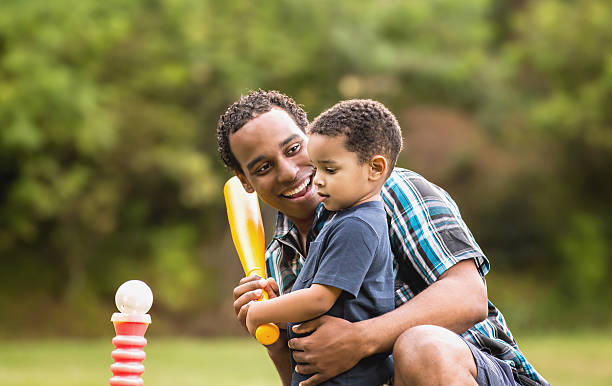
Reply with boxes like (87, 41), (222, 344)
(115, 280), (153, 314)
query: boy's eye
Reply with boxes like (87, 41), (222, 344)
(286, 143), (300, 155)
(325, 168), (336, 174)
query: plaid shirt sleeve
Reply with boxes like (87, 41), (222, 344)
(381, 168), (490, 305)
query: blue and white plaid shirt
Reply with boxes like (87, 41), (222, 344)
(265, 168), (548, 386)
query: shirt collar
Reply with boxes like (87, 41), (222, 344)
(272, 203), (330, 240)
(273, 211), (295, 240)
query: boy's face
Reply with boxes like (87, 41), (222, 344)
(229, 108), (322, 223)
(307, 133), (377, 211)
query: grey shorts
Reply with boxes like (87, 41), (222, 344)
(386, 338), (529, 386)
(464, 339), (518, 386)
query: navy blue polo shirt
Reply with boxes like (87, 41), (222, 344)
(288, 200), (394, 386)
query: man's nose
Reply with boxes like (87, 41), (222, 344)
(277, 158), (299, 183)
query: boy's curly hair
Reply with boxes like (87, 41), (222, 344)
(217, 90), (308, 172)
(308, 99), (403, 170)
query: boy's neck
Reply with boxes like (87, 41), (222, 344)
(347, 178), (386, 209)
(348, 191), (381, 209)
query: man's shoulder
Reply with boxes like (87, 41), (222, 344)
(388, 167), (421, 178)
(385, 167), (439, 191)
(383, 167), (449, 204)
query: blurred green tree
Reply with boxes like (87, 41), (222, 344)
(0, 0), (610, 335)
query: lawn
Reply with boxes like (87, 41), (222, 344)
(1, 332), (610, 385)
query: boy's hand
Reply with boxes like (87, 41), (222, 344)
(233, 275), (279, 331)
(245, 301), (261, 337)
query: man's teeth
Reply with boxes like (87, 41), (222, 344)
(283, 178), (310, 197)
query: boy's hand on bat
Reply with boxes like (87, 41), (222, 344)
(233, 275), (279, 331)
(245, 301), (262, 336)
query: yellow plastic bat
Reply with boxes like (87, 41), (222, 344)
(224, 176), (279, 345)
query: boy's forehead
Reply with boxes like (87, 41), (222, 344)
(309, 132), (347, 145)
(308, 133), (348, 156)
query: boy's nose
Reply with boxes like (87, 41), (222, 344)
(313, 170), (324, 187)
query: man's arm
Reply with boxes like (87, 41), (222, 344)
(265, 332), (292, 386)
(289, 259), (488, 385)
(232, 275), (292, 384)
(356, 259), (488, 354)
(246, 284), (341, 335)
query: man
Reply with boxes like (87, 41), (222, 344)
(217, 90), (548, 386)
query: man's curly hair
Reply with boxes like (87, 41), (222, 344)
(217, 90), (308, 172)
(308, 99), (403, 171)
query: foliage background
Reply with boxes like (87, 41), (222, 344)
(1, 0), (611, 338)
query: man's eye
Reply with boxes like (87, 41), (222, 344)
(287, 143), (300, 155)
(255, 163), (271, 174)
(325, 168), (336, 174)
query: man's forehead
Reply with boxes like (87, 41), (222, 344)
(249, 106), (294, 126)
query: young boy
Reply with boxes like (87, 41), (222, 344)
(246, 99), (402, 386)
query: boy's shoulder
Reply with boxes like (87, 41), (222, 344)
(329, 201), (387, 235)
(336, 200), (384, 218)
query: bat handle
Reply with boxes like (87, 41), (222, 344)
(256, 323), (280, 345)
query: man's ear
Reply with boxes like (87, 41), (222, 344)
(368, 155), (388, 181)
(235, 171), (255, 193)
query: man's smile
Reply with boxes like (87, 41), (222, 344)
(280, 176), (313, 199)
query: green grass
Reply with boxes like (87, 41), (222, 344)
(0, 332), (611, 385)
(0, 337), (277, 386)
(518, 332), (612, 385)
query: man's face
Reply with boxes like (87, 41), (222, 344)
(308, 134), (373, 211)
(229, 108), (321, 223)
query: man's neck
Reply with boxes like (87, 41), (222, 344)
(288, 216), (314, 237)
(286, 215), (313, 255)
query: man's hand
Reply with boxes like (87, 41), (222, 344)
(288, 315), (366, 386)
(233, 275), (279, 331)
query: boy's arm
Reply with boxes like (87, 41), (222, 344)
(246, 284), (341, 335)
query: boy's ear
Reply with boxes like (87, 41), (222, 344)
(368, 155), (388, 181)
(235, 171), (255, 193)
